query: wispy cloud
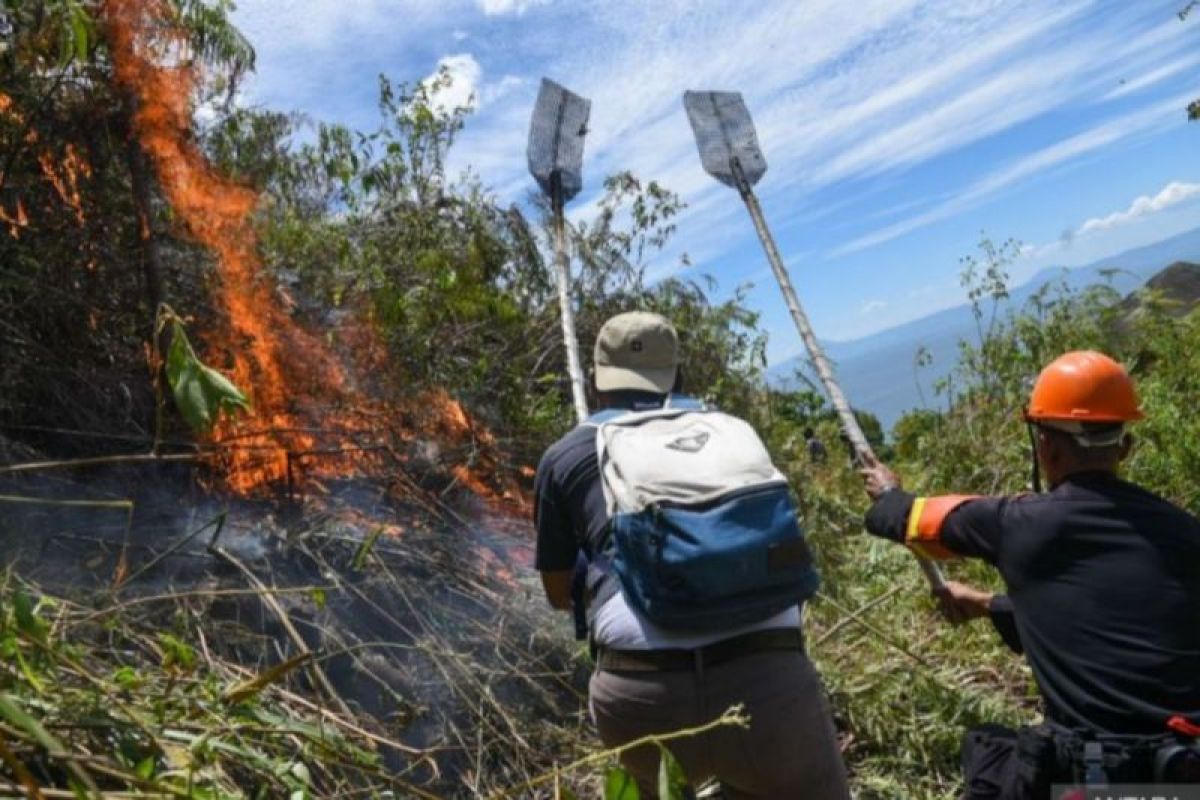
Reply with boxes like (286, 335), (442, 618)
(476, 0), (550, 15)
(859, 299), (887, 315)
(830, 93), (1193, 257)
(1101, 54), (1200, 101)
(231, 0), (1199, 318)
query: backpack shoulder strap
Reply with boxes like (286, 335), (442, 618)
(581, 408), (627, 428)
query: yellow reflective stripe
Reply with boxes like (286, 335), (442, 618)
(905, 496), (927, 545)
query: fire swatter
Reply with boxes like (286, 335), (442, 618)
(682, 89), (946, 592)
(528, 78), (591, 423)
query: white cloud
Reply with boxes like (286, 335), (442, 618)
(479, 75), (525, 106)
(1010, 180), (1200, 281)
(460, 0), (1190, 282)
(1078, 182), (1200, 235)
(859, 299), (888, 315)
(477, 0), (549, 15)
(422, 53), (483, 115)
(231, 0), (1199, 314)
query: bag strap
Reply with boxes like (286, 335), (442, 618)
(582, 408), (627, 427)
(585, 394), (708, 626)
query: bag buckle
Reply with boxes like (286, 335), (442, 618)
(1082, 741), (1108, 787)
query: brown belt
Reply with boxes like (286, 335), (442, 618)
(595, 628), (804, 673)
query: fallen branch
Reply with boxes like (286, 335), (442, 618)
(813, 585), (904, 647)
(207, 544), (356, 722)
(0, 452), (203, 475)
(815, 590), (933, 668)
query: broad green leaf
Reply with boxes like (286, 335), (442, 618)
(656, 747), (688, 800)
(166, 321), (250, 433)
(603, 766), (640, 800)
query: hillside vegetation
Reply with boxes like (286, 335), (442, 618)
(2, 3), (1199, 798)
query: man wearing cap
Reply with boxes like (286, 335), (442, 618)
(534, 311), (849, 799)
(858, 351), (1200, 796)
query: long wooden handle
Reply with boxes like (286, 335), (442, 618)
(550, 183), (589, 424)
(731, 163), (945, 590)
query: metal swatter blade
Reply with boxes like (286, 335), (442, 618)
(527, 78), (591, 202)
(683, 90), (767, 189)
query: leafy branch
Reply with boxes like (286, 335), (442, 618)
(155, 305), (250, 436)
(488, 704), (750, 799)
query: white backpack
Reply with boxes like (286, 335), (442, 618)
(592, 400), (819, 631)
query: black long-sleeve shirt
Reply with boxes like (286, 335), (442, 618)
(865, 471), (1200, 735)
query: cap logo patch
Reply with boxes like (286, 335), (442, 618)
(666, 432), (710, 453)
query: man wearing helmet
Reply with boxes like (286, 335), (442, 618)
(858, 351), (1200, 797)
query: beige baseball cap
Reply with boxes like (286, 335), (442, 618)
(593, 311), (679, 394)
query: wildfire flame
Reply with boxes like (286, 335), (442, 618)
(0, 91), (90, 236)
(101, 0), (528, 512)
(103, 0), (350, 491)
(38, 144), (91, 225)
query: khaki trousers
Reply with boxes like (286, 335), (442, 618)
(589, 649), (850, 799)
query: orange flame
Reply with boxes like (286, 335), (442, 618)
(103, 0), (350, 491)
(101, 0), (526, 508)
(0, 198), (29, 238)
(38, 144), (91, 225)
(1, 91), (92, 232)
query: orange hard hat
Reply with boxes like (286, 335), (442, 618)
(1025, 351), (1143, 423)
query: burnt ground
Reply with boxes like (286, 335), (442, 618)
(0, 445), (594, 797)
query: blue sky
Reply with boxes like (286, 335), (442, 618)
(229, 0), (1200, 364)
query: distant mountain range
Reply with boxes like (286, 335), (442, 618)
(768, 226), (1200, 432)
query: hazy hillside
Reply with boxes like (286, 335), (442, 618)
(769, 226), (1200, 431)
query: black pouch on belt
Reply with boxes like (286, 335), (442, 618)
(1014, 725), (1058, 798)
(961, 724), (1022, 800)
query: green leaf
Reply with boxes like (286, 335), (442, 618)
(14, 647), (46, 695)
(70, 5), (89, 62)
(603, 766), (640, 800)
(159, 633), (197, 672)
(166, 321), (250, 433)
(656, 747), (688, 800)
(112, 665), (142, 691)
(12, 589), (48, 644)
(135, 755), (156, 779)
(0, 693), (64, 752)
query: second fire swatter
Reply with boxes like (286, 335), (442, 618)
(682, 89), (946, 592)
(528, 78), (591, 423)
